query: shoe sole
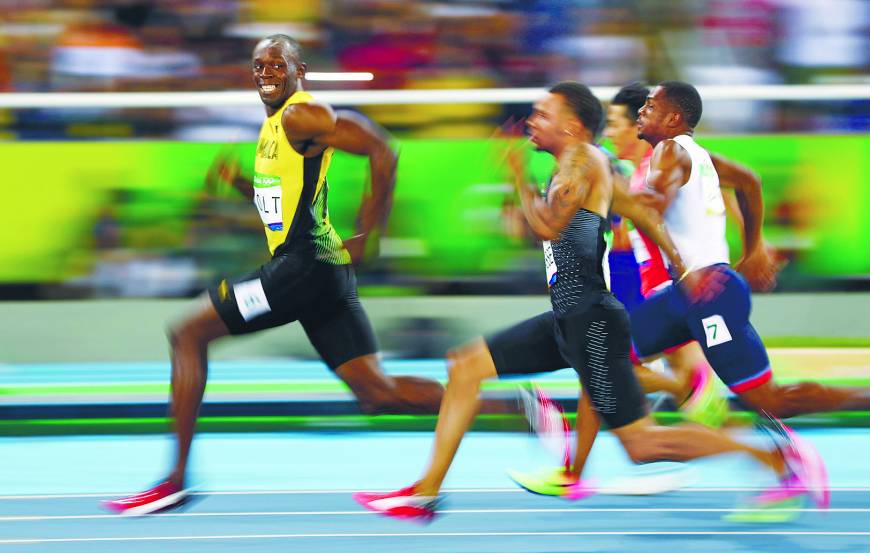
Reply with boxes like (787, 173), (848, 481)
(102, 488), (192, 516)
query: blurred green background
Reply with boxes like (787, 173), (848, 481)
(1, 135), (867, 295)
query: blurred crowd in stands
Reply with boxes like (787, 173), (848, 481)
(0, 1), (867, 300)
(1, 0), (868, 139)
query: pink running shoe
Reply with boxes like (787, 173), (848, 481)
(757, 415), (830, 509)
(352, 485), (415, 505)
(101, 480), (191, 516)
(754, 472), (807, 505)
(519, 384), (572, 471)
(353, 485), (441, 523)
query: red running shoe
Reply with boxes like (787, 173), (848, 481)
(101, 480), (191, 516)
(353, 485), (441, 523)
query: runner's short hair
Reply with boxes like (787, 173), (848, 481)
(549, 81), (604, 138)
(657, 80), (703, 128)
(612, 82), (650, 123)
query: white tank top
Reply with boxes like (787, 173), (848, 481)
(656, 134), (730, 270)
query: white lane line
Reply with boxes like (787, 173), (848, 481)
(2, 487), (869, 500)
(2, 507), (866, 522)
(5, 531), (870, 544)
(770, 348), (870, 355)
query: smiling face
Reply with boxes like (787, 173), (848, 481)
(251, 40), (305, 111)
(526, 92), (579, 156)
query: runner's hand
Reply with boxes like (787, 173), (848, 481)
(736, 241), (784, 292)
(343, 233), (370, 265)
(679, 266), (728, 304)
(491, 117), (528, 180)
(504, 141), (529, 185)
(205, 150), (241, 194)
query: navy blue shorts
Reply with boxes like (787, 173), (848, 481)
(608, 250), (643, 312)
(629, 267), (772, 393)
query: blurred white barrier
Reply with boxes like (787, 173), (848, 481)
(0, 294), (868, 362)
(1, 84), (869, 109)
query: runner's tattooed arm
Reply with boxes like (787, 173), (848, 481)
(508, 143), (599, 240)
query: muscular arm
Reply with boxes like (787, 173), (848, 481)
(609, 171), (633, 251)
(510, 144), (599, 241)
(723, 190), (745, 246)
(612, 182), (690, 278)
(614, 183), (727, 300)
(206, 150), (254, 200)
(283, 103), (398, 239)
(711, 153), (780, 290)
(711, 153), (763, 254)
(282, 101), (338, 140)
(317, 111), (398, 237)
(229, 174), (254, 200)
(640, 140), (692, 214)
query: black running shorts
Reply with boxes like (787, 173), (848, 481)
(207, 254), (377, 370)
(486, 295), (647, 429)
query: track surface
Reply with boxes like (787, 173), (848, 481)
(2, 430), (869, 552)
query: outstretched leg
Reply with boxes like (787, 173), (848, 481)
(335, 353), (444, 414)
(415, 339), (497, 494)
(353, 312), (568, 519)
(167, 296), (230, 487)
(738, 379), (870, 419)
(350, 338), (498, 521)
(101, 295), (231, 515)
(612, 416), (784, 475)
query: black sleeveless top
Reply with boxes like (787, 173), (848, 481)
(548, 207), (612, 317)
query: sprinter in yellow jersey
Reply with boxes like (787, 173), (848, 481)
(103, 34), (444, 516)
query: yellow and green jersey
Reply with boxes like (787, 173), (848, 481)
(253, 91), (350, 264)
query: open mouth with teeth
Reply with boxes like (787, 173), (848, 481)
(260, 84), (279, 94)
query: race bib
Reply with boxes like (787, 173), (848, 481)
(701, 315), (732, 348)
(234, 278), (272, 321)
(543, 240), (558, 287)
(253, 172), (283, 231)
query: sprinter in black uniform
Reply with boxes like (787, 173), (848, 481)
(354, 82), (804, 521)
(102, 34), (444, 516)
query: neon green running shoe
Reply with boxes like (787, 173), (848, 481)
(507, 466), (596, 501)
(722, 495), (805, 523)
(681, 364), (729, 428)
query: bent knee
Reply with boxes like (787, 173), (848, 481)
(349, 376), (397, 415)
(445, 353), (467, 382)
(445, 356), (486, 389)
(168, 322), (195, 348)
(168, 318), (212, 350)
(446, 343), (495, 385)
